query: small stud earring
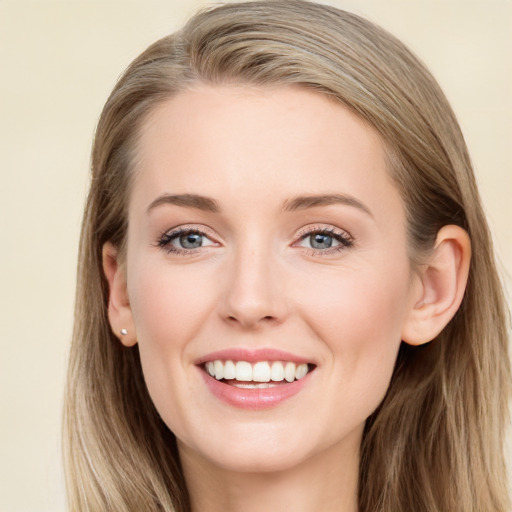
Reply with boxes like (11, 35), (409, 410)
(120, 328), (128, 336)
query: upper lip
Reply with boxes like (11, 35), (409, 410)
(195, 348), (313, 365)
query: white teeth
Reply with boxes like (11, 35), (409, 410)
(270, 362), (285, 381)
(284, 362), (296, 382)
(295, 363), (308, 379)
(235, 361), (252, 381)
(253, 362), (271, 382)
(214, 360), (224, 380)
(233, 382), (275, 389)
(205, 360), (311, 383)
(224, 360), (236, 380)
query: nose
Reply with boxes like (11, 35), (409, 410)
(219, 243), (287, 330)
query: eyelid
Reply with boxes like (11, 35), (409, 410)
(160, 223), (219, 239)
(155, 223), (354, 256)
(293, 224), (354, 253)
(156, 224), (221, 254)
(295, 224), (353, 241)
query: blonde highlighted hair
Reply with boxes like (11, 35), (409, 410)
(64, 1), (510, 510)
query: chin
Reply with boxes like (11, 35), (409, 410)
(176, 417), (313, 470)
(177, 417), (361, 477)
(199, 441), (313, 474)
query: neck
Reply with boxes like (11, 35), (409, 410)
(179, 433), (360, 512)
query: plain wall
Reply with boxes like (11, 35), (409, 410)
(0, 1), (510, 510)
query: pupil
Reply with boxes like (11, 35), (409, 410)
(311, 233), (332, 249)
(180, 233), (202, 249)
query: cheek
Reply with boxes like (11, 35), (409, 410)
(312, 280), (406, 349)
(297, 263), (410, 408)
(299, 257), (410, 338)
(126, 262), (217, 420)
(129, 261), (215, 348)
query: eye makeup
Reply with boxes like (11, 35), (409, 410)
(293, 224), (354, 256)
(155, 225), (219, 255)
(155, 222), (354, 258)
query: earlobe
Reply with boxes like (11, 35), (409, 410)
(401, 225), (471, 346)
(102, 242), (137, 347)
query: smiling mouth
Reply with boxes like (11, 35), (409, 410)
(203, 360), (315, 388)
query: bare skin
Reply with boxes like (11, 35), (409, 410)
(103, 85), (470, 511)
(180, 427), (359, 512)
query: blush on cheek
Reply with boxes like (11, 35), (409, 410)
(135, 332), (190, 438)
(130, 261), (208, 342)
(299, 272), (405, 399)
(127, 266), (210, 427)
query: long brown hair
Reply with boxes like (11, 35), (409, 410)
(63, 1), (510, 510)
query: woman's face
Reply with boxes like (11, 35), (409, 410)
(122, 85), (419, 473)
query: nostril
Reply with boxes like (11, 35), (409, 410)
(226, 314), (277, 326)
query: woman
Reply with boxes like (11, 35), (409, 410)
(63, 1), (510, 511)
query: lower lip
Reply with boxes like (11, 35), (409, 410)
(200, 369), (310, 410)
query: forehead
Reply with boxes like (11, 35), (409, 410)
(132, 84), (403, 220)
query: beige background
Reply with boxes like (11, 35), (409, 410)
(0, 1), (510, 510)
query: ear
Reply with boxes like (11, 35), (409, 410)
(401, 225), (471, 346)
(102, 242), (137, 347)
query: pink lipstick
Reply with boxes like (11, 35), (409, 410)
(197, 348), (315, 410)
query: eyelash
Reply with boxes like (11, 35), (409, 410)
(295, 225), (354, 256)
(156, 225), (354, 256)
(156, 226), (217, 255)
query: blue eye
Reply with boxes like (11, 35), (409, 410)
(178, 232), (204, 249)
(158, 228), (216, 253)
(308, 233), (337, 249)
(297, 228), (353, 253)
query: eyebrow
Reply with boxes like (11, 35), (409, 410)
(283, 193), (373, 217)
(146, 192), (373, 217)
(147, 193), (221, 213)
